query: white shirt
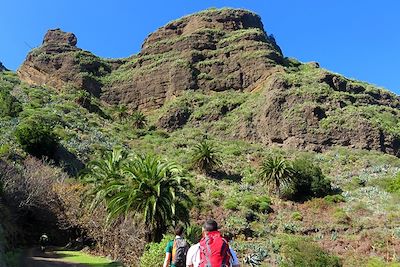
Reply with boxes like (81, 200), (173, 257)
(186, 243), (239, 267)
(186, 243), (200, 267)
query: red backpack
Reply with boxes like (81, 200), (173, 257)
(199, 231), (231, 267)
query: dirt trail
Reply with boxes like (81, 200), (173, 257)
(21, 248), (88, 267)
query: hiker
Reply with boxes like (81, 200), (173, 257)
(186, 220), (240, 267)
(163, 225), (190, 267)
(39, 233), (49, 252)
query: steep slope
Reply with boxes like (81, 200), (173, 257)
(17, 29), (119, 97)
(17, 8), (400, 156)
(102, 8), (284, 109)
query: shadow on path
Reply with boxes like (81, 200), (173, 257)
(21, 247), (88, 267)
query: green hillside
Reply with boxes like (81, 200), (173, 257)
(1, 7), (400, 267)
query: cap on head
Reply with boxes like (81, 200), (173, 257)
(204, 219), (218, 232)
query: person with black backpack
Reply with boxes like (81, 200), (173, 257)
(163, 225), (190, 267)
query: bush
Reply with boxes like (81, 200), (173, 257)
(366, 257), (400, 267)
(284, 158), (332, 201)
(387, 173), (400, 194)
(241, 194), (271, 213)
(224, 197), (240, 210)
(333, 208), (350, 225)
(185, 225), (202, 244)
(15, 121), (59, 158)
(291, 212), (303, 221)
(0, 88), (22, 117)
(279, 235), (342, 267)
(324, 194), (345, 204)
(139, 234), (173, 267)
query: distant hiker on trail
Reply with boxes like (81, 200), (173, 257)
(186, 220), (240, 267)
(163, 225), (190, 267)
(39, 233), (49, 252)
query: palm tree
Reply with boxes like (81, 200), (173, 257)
(114, 105), (129, 122)
(81, 148), (191, 242)
(191, 139), (221, 174)
(80, 148), (128, 210)
(107, 153), (191, 241)
(131, 111), (147, 129)
(258, 156), (294, 196)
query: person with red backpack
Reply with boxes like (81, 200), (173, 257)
(195, 219), (238, 267)
(186, 223), (240, 267)
(163, 225), (190, 267)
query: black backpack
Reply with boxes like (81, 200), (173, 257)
(171, 238), (189, 267)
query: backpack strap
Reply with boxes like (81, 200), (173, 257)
(204, 235), (212, 267)
(220, 239), (230, 266)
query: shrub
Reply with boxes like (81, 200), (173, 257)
(324, 194), (345, 204)
(366, 257), (400, 267)
(0, 88), (22, 117)
(387, 173), (400, 194)
(279, 235), (342, 267)
(284, 158), (332, 201)
(224, 197), (240, 210)
(291, 212), (303, 221)
(139, 234), (173, 267)
(185, 225), (202, 244)
(333, 208), (350, 225)
(15, 120), (59, 158)
(241, 194), (271, 213)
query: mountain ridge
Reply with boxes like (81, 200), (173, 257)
(16, 7), (400, 156)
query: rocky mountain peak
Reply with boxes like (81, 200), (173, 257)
(43, 28), (77, 46)
(142, 8), (267, 49)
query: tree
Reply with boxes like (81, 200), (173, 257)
(191, 139), (221, 174)
(15, 121), (59, 158)
(258, 156), (294, 196)
(80, 148), (128, 210)
(0, 88), (22, 117)
(81, 148), (191, 242)
(284, 158), (332, 201)
(107, 153), (191, 241)
(115, 105), (129, 122)
(131, 111), (147, 129)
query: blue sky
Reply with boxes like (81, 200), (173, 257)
(1, 0), (399, 94)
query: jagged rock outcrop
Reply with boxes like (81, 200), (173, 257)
(17, 28), (115, 96)
(18, 9), (283, 109)
(236, 70), (400, 156)
(102, 8), (283, 109)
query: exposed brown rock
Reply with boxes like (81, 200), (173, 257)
(101, 8), (284, 110)
(43, 28), (77, 46)
(16, 8), (400, 157)
(17, 29), (112, 96)
(233, 73), (400, 156)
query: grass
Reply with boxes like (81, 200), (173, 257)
(55, 250), (122, 266)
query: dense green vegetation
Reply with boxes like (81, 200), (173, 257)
(1, 57), (400, 267)
(15, 120), (59, 158)
(81, 148), (191, 242)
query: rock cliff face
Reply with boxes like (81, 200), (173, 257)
(19, 9), (283, 109)
(17, 28), (114, 96)
(102, 8), (284, 109)
(239, 69), (400, 155)
(16, 8), (400, 156)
